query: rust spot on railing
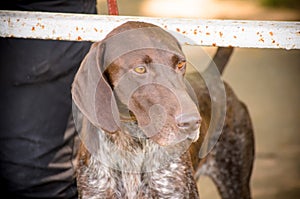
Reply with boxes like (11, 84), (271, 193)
(36, 23), (44, 29)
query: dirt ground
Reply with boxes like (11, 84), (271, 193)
(97, 0), (300, 198)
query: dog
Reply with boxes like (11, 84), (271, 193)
(71, 21), (255, 199)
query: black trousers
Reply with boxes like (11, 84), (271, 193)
(0, 1), (96, 198)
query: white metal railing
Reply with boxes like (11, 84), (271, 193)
(0, 10), (299, 50)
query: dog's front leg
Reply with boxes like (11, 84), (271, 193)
(139, 151), (199, 199)
(76, 147), (121, 199)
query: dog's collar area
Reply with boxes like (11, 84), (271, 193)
(119, 117), (137, 123)
(120, 120), (150, 140)
(119, 110), (138, 123)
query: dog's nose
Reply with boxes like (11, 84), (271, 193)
(176, 113), (201, 132)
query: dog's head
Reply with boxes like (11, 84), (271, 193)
(72, 21), (201, 146)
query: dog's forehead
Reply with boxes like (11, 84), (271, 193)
(101, 22), (184, 70)
(116, 49), (184, 64)
(105, 21), (178, 43)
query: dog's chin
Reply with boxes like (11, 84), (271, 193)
(149, 129), (200, 146)
(188, 129), (201, 143)
(150, 136), (179, 146)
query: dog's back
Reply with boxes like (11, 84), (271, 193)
(188, 70), (255, 199)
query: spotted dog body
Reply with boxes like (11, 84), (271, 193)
(72, 21), (255, 199)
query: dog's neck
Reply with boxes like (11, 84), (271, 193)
(95, 120), (188, 173)
(78, 120), (199, 198)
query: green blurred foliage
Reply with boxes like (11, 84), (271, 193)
(260, 0), (300, 9)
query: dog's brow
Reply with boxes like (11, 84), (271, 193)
(171, 55), (183, 68)
(143, 55), (152, 64)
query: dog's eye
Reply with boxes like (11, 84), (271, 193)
(177, 61), (186, 70)
(134, 65), (147, 74)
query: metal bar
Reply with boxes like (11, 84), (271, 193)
(1, 10), (299, 49)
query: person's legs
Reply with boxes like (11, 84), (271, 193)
(0, 38), (92, 198)
(0, 74), (77, 198)
(0, 1), (97, 197)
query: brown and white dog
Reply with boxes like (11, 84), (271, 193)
(71, 21), (255, 199)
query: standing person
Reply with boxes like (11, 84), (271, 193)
(0, 1), (97, 198)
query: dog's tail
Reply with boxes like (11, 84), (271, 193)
(208, 47), (234, 75)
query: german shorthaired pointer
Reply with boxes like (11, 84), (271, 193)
(71, 21), (255, 199)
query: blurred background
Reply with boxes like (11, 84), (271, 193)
(97, 0), (300, 198)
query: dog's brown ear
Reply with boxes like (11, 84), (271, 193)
(72, 42), (120, 133)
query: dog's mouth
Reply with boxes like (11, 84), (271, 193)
(119, 112), (200, 146)
(118, 119), (201, 147)
(116, 88), (201, 146)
